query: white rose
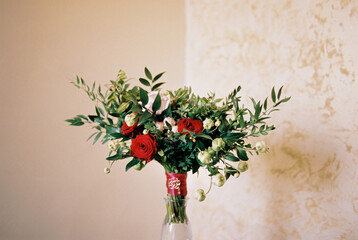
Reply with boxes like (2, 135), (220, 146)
(143, 129), (149, 134)
(213, 173), (225, 187)
(108, 139), (121, 151)
(256, 141), (269, 153)
(124, 113), (138, 127)
(203, 118), (214, 129)
(155, 122), (164, 131)
(194, 189), (206, 202)
(164, 117), (176, 127)
(171, 125), (178, 133)
(237, 162), (248, 172)
(197, 150), (211, 164)
(145, 91), (171, 115)
(212, 138), (225, 152)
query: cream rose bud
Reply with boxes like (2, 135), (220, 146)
(256, 141), (269, 153)
(198, 150), (211, 164)
(214, 120), (221, 127)
(208, 147), (215, 157)
(104, 167), (111, 174)
(212, 138), (225, 152)
(145, 91), (171, 115)
(194, 189), (206, 202)
(237, 161), (248, 172)
(171, 125), (178, 133)
(213, 173), (225, 187)
(234, 172), (240, 178)
(124, 113), (137, 127)
(108, 139), (121, 151)
(164, 117), (176, 127)
(155, 122), (164, 131)
(203, 118), (214, 129)
(143, 129), (149, 134)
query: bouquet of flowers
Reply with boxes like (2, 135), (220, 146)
(66, 68), (290, 225)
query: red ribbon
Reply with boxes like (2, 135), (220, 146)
(165, 172), (188, 196)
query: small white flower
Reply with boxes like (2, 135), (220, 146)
(124, 113), (138, 127)
(143, 129), (149, 134)
(203, 118), (214, 129)
(237, 162), (248, 172)
(108, 139), (121, 151)
(155, 122), (164, 131)
(213, 173), (225, 187)
(171, 125), (178, 133)
(104, 167), (111, 174)
(214, 120), (221, 127)
(256, 141), (269, 153)
(234, 172), (240, 178)
(194, 189), (206, 202)
(164, 117), (176, 127)
(212, 138), (225, 152)
(145, 91), (171, 115)
(197, 150), (211, 164)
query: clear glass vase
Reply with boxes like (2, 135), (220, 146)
(160, 194), (192, 240)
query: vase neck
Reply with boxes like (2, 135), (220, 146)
(164, 195), (189, 224)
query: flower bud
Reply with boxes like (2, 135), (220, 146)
(212, 138), (225, 152)
(203, 118), (214, 129)
(155, 122), (164, 131)
(214, 120), (221, 127)
(134, 161), (145, 171)
(164, 117), (176, 127)
(108, 139), (121, 151)
(104, 167), (111, 174)
(208, 147), (215, 156)
(198, 150), (211, 164)
(234, 172), (240, 178)
(143, 129), (149, 134)
(237, 162), (248, 172)
(256, 141), (269, 153)
(194, 189), (206, 202)
(124, 113), (138, 127)
(213, 173), (225, 187)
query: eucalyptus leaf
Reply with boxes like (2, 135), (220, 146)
(151, 92), (162, 113)
(144, 67), (152, 80)
(139, 78), (151, 86)
(139, 87), (149, 106)
(126, 158), (140, 171)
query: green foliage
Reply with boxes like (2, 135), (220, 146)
(66, 68), (290, 178)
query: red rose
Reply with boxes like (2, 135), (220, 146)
(177, 118), (203, 134)
(130, 134), (158, 162)
(121, 118), (142, 138)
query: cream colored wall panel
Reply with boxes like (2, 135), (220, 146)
(186, 0), (358, 239)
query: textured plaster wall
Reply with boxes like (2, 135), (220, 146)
(186, 0), (358, 239)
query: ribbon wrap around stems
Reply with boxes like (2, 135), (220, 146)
(165, 172), (188, 196)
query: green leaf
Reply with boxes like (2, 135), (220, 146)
(263, 98), (268, 110)
(138, 112), (152, 125)
(76, 76), (80, 84)
(196, 133), (213, 140)
(151, 82), (165, 91)
(139, 78), (151, 86)
(221, 132), (246, 139)
(151, 92), (162, 113)
(93, 132), (102, 144)
(281, 96), (291, 102)
(144, 67), (152, 80)
(224, 154), (240, 162)
(239, 114), (245, 128)
(254, 101), (261, 119)
(126, 158), (140, 171)
(237, 149), (248, 160)
(153, 72), (165, 82)
(271, 87), (276, 103)
(139, 88), (149, 106)
(117, 102), (130, 114)
(277, 86), (283, 100)
(106, 154), (121, 161)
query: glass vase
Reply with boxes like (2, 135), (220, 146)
(160, 194), (192, 240)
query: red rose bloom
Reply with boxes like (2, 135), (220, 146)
(130, 134), (158, 162)
(177, 118), (203, 134)
(121, 118), (142, 138)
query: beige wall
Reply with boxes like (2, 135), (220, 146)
(0, 1), (184, 239)
(187, 0), (358, 239)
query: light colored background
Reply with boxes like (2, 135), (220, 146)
(0, 1), (184, 239)
(187, 0), (358, 240)
(1, 0), (358, 240)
